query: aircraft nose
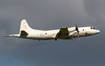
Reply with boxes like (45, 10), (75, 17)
(96, 30), (100, 34)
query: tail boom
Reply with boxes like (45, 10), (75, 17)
(5, 34), (20, 37)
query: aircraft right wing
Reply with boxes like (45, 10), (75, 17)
(55, 27), (69, 39)
(55, 27), (77, 39)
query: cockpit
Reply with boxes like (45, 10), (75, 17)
(90, 27), (95, 29)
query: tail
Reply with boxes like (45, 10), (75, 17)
(19, 19), (32, 35)
(5, 19), (32, 37)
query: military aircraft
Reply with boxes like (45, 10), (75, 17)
(5, 19), (100, 41)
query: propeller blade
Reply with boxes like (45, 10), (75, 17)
(75, 24), (80, 41)
(76, 24), (78, 31)
(77, 32), (80, 41)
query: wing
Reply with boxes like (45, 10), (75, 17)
(55, 27), (77, 39)
(55, 27), (69, 39)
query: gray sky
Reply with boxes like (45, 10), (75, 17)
(0, 0), (105, 66)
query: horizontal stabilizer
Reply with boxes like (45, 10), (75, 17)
(20, 30), (28, 35)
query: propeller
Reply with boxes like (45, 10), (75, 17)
(75, 24), (80, 41)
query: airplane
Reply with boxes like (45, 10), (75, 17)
(5, 19), (100, 41)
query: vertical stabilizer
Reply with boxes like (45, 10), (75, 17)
(19, 19), (31, 34)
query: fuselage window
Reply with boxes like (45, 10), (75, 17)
(45, 33), (47, 35)
(83, 29), (84, 31)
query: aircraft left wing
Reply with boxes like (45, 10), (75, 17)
(56, 27), (69, 39)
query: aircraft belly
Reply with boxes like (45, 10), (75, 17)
(57, 35), (76, 40)
(25, 35), (54, 40)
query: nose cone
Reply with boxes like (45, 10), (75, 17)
(96, 30), (100, 34)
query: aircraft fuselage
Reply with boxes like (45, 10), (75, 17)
(5, 19), (100, 41)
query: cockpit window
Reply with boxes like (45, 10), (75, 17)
(91, 27), (95, 29)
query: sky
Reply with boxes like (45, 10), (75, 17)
(0, 0), (105, 66)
